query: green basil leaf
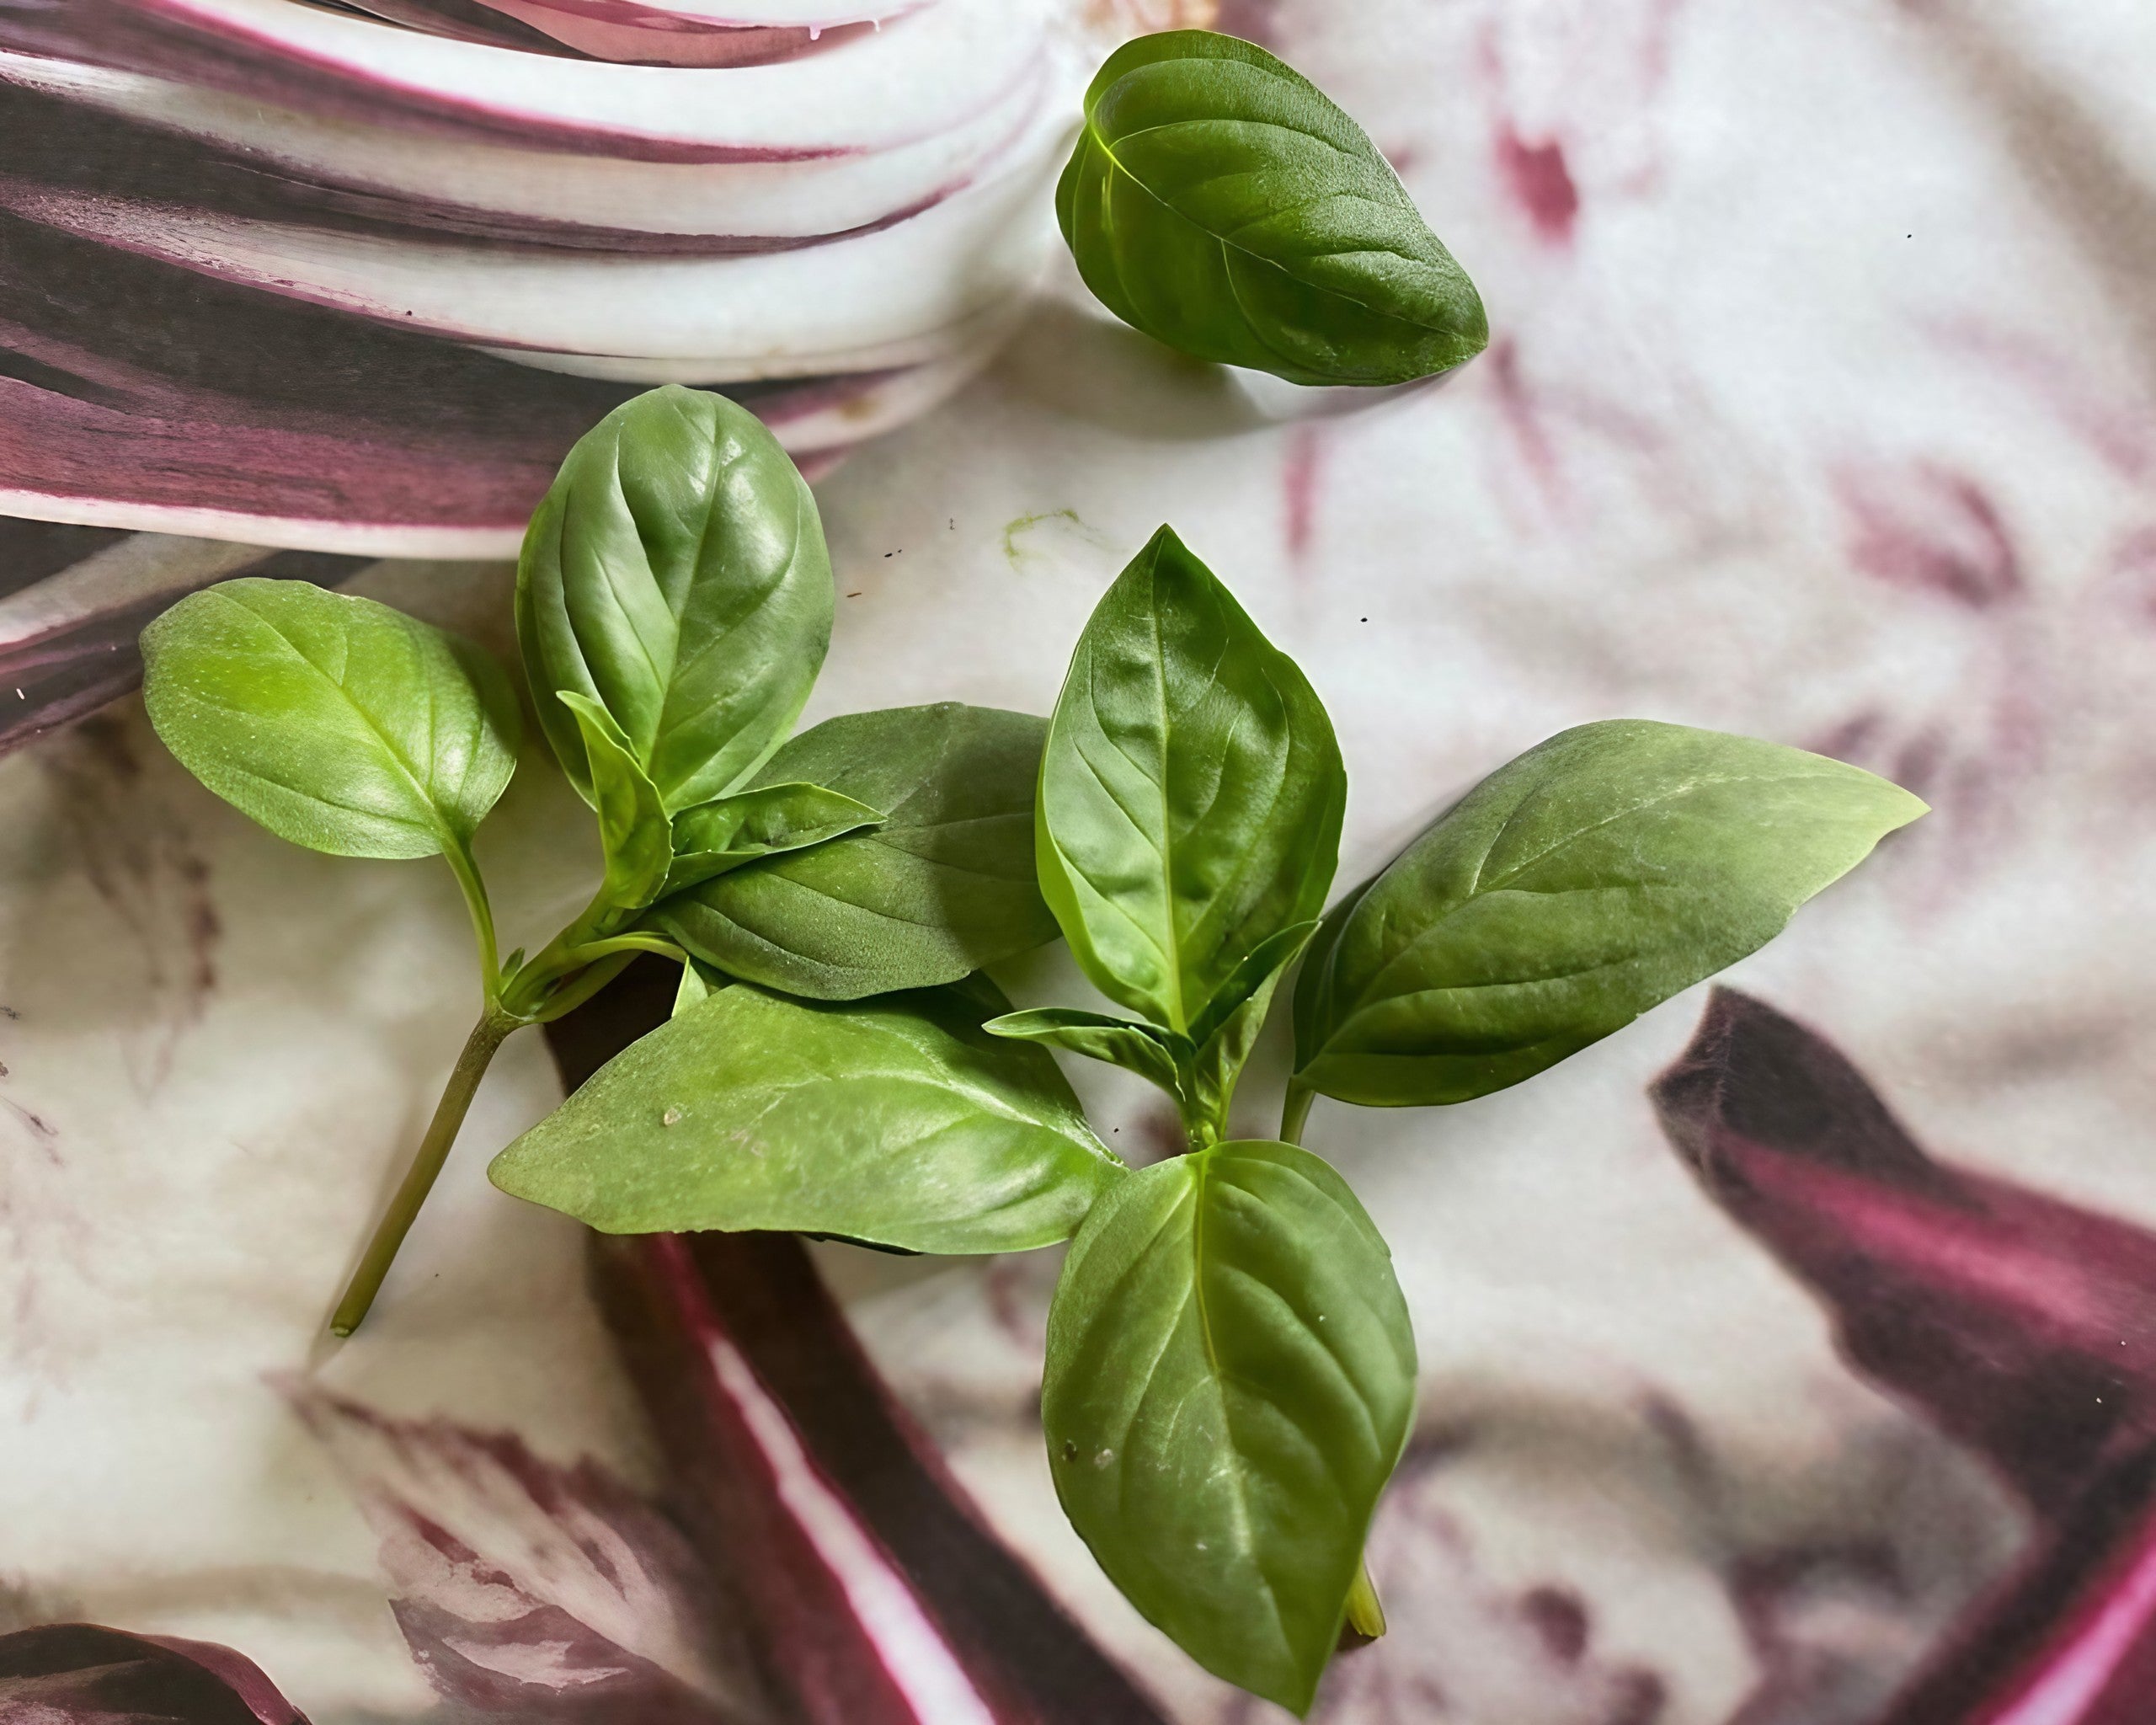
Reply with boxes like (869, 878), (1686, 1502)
(141, 577), (520, 860)
(517, 385), (832, 814)
(1038, 526), (1344, 1037)
(652, 703), (1057, 1000)
(662, 781), (884, 896)
(1293, 720), (1929, 1107)
(1189, 920), (1317, 1133)
(1058, 30), (1486, 387)
(558, 692), (673, 911)
(1043, 1138), (1415, 1714)
(489, 982), (1124, 1254)
(983, 1007), (1193, 1101)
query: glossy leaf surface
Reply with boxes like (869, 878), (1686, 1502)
(654, 703), (1055, 1000)
(1038, 527), (1343, 1038)
(1042, 1138), (1415, 1714)
(493, 982), (1122, 1254)
(517, 386), (831, 814)
(141, 577), (519, 860)
(1293, 721), (1928, 1107)
(1058, 31), (1487, 387)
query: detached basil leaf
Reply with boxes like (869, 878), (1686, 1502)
(490, 982), (1123, 1255)
(558, 692), (672, 911)
(662, 781), (884, 896)
(1038, 526), (1344, 1037)
(517, 385), (831, 814)
(141, 578), (519, 860)
(985, 1007), (1193, 1102)
(1043, 1138), (1415, 1714)
(1294, 721), (1929, 1107)
(1059, 30), (1486, 387)
(654, 703), (1056, 1000)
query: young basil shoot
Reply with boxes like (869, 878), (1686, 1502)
(492, 524), (1924, 1713)
(140, 385), (1057, 1336)
(1058, 30), (1489, 387)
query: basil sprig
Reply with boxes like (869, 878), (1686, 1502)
(139, 386), (1058, 1337)
(135, 63), (1924, 1705)
(494, 522), (1923, 1712)
(1059, 30), (1488, 387)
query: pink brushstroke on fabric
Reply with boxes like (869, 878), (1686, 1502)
(1209, 0), (1280, 47)
(2102, 526), (2156, 626)
(1838, 461), (2023, 609)
(1493, 126), (1579, 243)
(1486, 337), (1566, 505)
(1283, 424), (1326, 559)
(1284, 1439), (1670, 1724)
(1929, 318), (2156, 482)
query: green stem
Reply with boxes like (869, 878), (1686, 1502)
(441, 841), (501, 1005)
(330, 1012), (515, 1338)
(1279, 1080), (1315, 1146)
(568, 932), (685, 966)
(495, 881), (636, 1020)
(529, 951), (639, 1024)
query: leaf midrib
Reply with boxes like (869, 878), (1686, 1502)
(221, 595), (464, 852)
(1331, 767), (1851, 1040)
(1087, 108), (1468, 350)
(1187, 1152), (1290, 1651)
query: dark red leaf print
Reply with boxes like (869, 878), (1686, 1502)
(0, 1621), (309, 1724)
(284, 1379), (754, 1722)
(1652, 988), (2156, 1519)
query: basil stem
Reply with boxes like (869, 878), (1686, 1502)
(330, 1010), (518, 1337)
(1279, 1079), (1315, 1146)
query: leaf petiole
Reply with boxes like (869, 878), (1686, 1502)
(1280, 1080), (1314, 1146)
(566, 932), (686, 967)
(441, 839), (502, 1006)
(330, 1010), (517, 1337)
(528, 952), (643, 1025)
